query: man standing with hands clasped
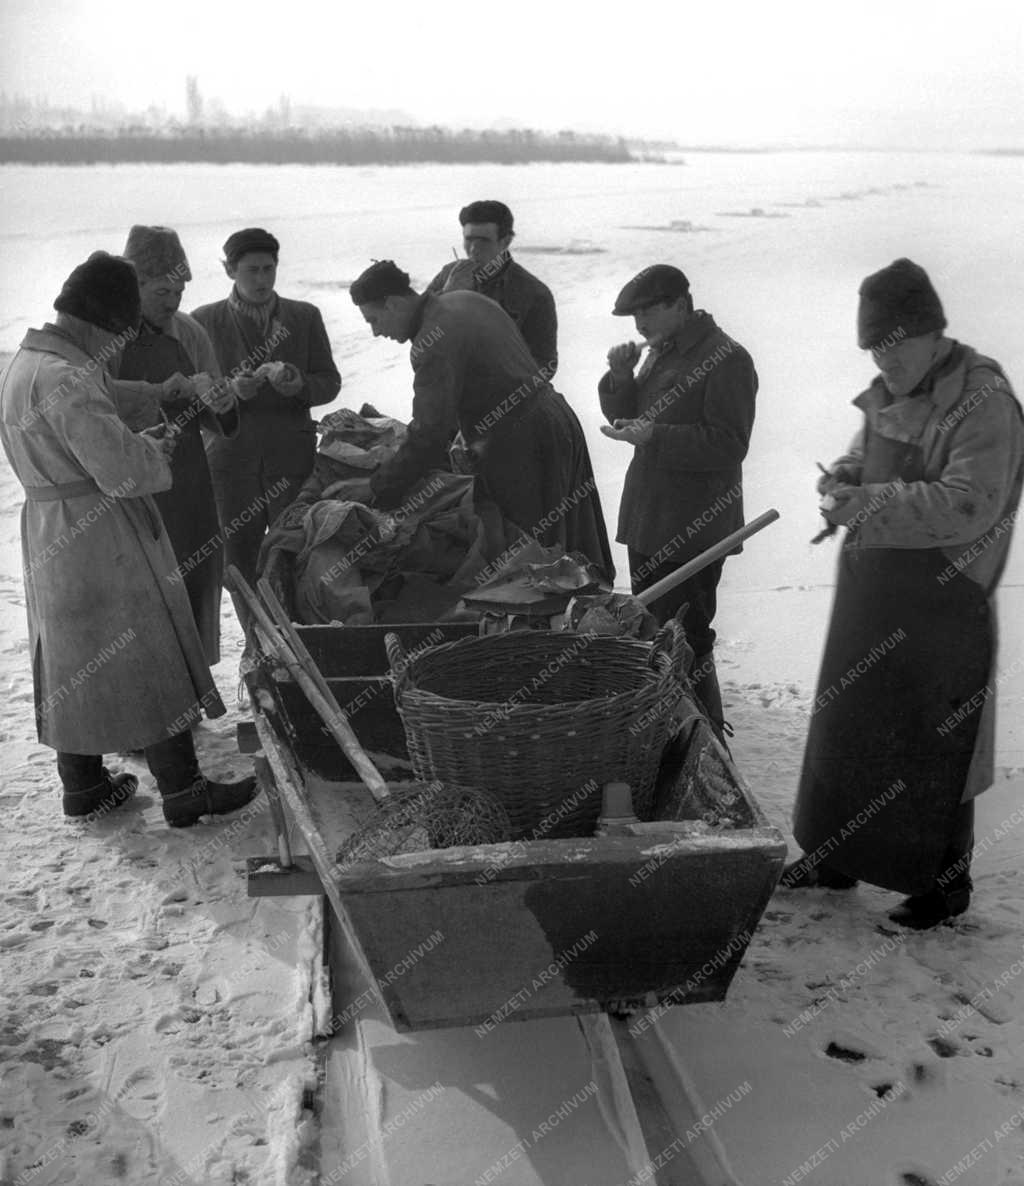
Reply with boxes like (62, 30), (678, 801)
(599, 264), (757, 741)
(192, 228), (341, 608)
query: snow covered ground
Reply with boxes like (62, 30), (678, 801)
(1, 152), (1022, 1183)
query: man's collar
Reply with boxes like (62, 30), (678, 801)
(474, 250), (512, 287)
(854, 339), (966, 415)
(657, 310), (714, 355)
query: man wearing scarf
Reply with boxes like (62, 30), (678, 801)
(0, 253), (257, 826)
(109, 225), (237, 665)
(427, 200), (558, 375)
(782, 259), (1023, 929)
(350, 260), (613, 579)
(191, 228), (341, 599)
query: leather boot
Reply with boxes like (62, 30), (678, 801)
(887, 801), (973, 929)
(160, 775), (260, 828)
(146, 730), (259, 827)
(62, 770), (138, 819)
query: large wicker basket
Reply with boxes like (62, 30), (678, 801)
(385, 624), (686, 839)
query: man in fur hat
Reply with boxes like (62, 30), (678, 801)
(0, 252), (258, 826)
(192, 228), (341, 602)
(109, 225), (237, 666)
(782, 259), (1023, 928)
(427, 200), (558, 374)
(350, 260), (612, 578)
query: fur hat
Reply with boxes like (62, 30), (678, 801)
(350, 261), (413, 305)
(222, 228), (280, 266)
(53, 252), (141, 334)
(122, 225), (191, 283)
(857, 258), (946, 349)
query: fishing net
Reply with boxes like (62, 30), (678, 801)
(335, 780), (511, 866)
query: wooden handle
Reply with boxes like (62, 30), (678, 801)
(228, 567), (390, 804)
(637, 509), (780, 607)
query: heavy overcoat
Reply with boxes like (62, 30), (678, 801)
(826, 344), (1023, 800)
(110, 311), (236, 665)
(0, 326), (225, 753)
(598, 311), (757, 565)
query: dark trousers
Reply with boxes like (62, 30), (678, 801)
(209, 464), (306, 628)
(628, 549), (724, 656)
(937, 800), (975, 891)
(57, 731), (200, 799)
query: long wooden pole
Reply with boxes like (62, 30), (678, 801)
(637, 509), (779, 607)
(227, 566), (390, 804)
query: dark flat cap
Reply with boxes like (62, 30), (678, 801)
(459, 200), (514, 238)
(222, 228), (280, 266)
(857, 258), (946, 349)
(350, 260), (413, 305)
(54, 251), (141, 334)
(612, 264), (690, 316)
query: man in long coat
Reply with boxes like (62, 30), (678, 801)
(350, 260), (613, 579)
(599, 265), (757, 737)
(108, 225), (238, 665)
(192, 227), (341, 600)
(427, 200), (558, 375)
(0, 253), (257, 826)
(782, 259), (1023, 928)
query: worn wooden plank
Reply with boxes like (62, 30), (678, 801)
(253, 713), (379, 998)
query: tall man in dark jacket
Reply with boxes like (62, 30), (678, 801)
(192, 228), (341, 596)
(427, 200), (558, 375)
(351, 260), (612, 578)
(600, 265), (758, 736)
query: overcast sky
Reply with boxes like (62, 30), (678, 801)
(2, 0), (1022, 149)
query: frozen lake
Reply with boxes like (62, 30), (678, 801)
(1, 151), (1022, 760)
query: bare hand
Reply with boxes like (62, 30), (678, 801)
(600, 417), (654, 446)
(160, 372), (193, 401)
(268, 362), (303, 397)
(141, 422), (178, 462)
(607, 342), (641, 377)
(233, 372), (262, 401)
(194, 373), (236, 416)
(821, 483), (868, 528)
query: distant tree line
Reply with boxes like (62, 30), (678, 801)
(0, 125), (640, 166)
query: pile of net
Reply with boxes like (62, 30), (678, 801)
(335, 781), (511, 866)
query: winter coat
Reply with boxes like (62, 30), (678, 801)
(599, 310), (757, 564)
(0, 326), (225, 753)
(829, 342), (1024, 798)
(191, 293), (341, 478)
(428, 255), (558, 374)
(108, 311), (238, 665)
(370, 291), (613, 577)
